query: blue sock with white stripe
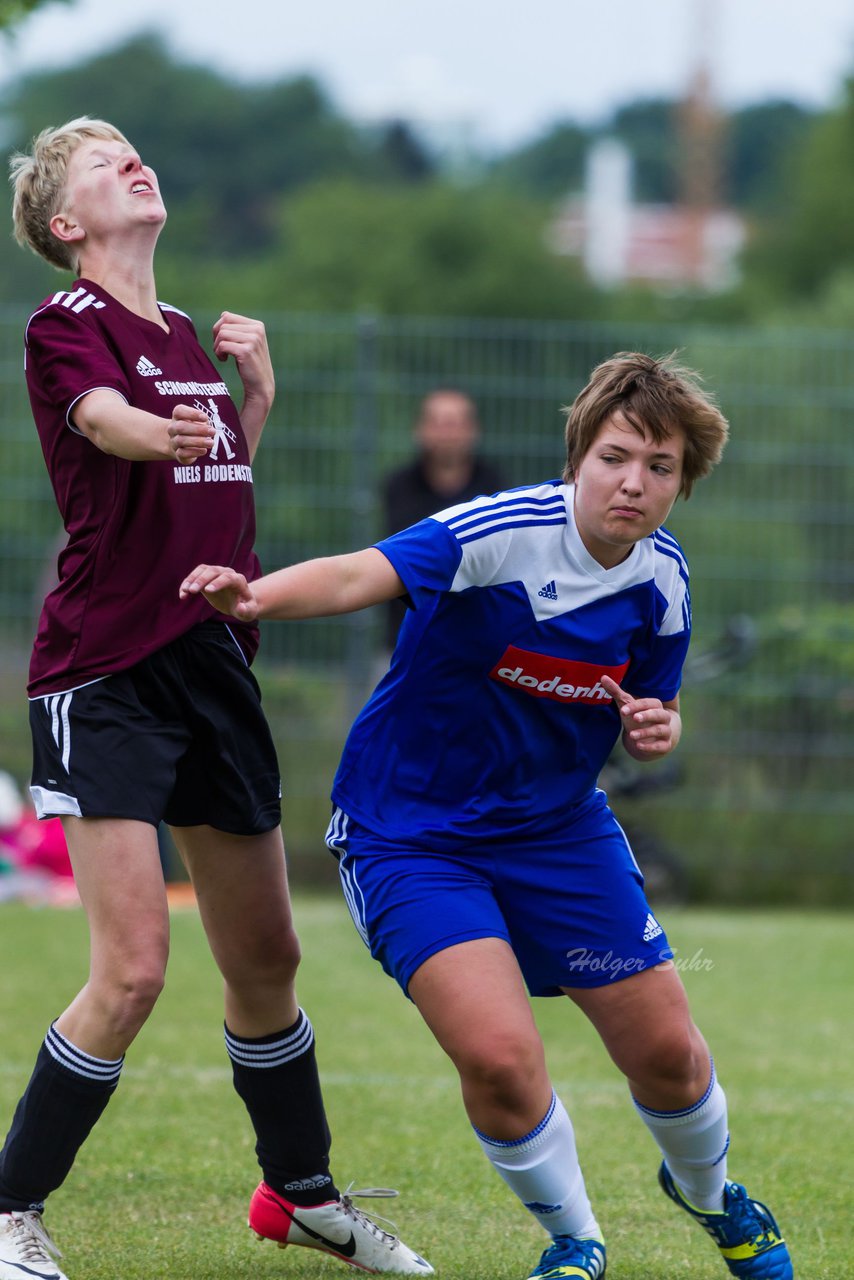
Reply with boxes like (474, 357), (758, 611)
(0, 1022), (123, 1212)
(633, 1062), (729, 1210)
(474, 1091), (601, 1240)
(226, 1008), (338, 1205)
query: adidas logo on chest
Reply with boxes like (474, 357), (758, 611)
(136, 355), (163, 376)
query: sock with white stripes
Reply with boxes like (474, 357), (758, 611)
(633, 1062), (729, 1211)
(226, 1009), (338, 1206)
(0, 1023), (123, 1211)
(474, 1091), (601, 1240)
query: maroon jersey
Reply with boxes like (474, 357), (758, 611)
(25, 279), (261, 695)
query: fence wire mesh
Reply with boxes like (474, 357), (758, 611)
(1, 309), (851, 897)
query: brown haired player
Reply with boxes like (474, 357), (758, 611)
(182, 352), (793, 1280)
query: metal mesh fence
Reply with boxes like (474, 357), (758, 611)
(1, 309), (852, 897)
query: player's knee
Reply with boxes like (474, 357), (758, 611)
(631, 1025), (707, 1095)
(266, 926), (302, 976)
(98, 962), (166, 1038)
(224, 926), (302, 990)
(457, 1028), (544, 1105)
(252, 945), (301, 989)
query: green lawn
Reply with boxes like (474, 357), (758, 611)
(0, 899), (849, 1279)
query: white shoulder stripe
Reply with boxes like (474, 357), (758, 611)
(654, 527), (681, 551)
(158, 302), (192, 319)
(456, 510), (567, 546)
(446, 497), (565, 535)
(653, 529), (688, 575)
(25, 290), (106, 345)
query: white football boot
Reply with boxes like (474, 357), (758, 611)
(248, 1182), (433, 1274)
(0, 1211), (67, 1280)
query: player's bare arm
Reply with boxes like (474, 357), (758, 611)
(180, 547), (405, 620)
(73, 389), (214, 465)
(212, 311), (275, 460)
(599, 674), (682, 760)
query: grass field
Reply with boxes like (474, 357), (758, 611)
(0, 897), (849, 1279)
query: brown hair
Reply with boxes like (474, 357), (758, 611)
(563, 351), (729, 499)
(9, 117), (130, 271)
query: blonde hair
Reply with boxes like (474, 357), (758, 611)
(9, 116), (130, 271)
(563, 351), (729, 499)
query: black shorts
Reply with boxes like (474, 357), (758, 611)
(29, 622), (281, 835)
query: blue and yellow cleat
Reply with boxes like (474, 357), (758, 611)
(659, 1162), (793, 1278)
(526, 1234), (606, 1279)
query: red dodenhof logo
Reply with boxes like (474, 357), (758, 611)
(489, 645), (629, 705)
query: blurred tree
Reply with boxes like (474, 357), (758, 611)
(2, 34), (366, 254)
(492, 98), (681, 205)
(277, 180), (600, 318)
(154, 178), (600, 319)
(1, 28), (846, 329)
(608, 98), (680, 203)
(371, 120), (435, 182)
(0, 0), (68, 30)
(488, 120), (589, 199)
(488, 96), (811, 221)
(724, 99), (814, 212)
(744, 75), (854, 300)
(2, 32), (437, 269)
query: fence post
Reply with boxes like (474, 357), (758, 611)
(345, 313), (379, 718)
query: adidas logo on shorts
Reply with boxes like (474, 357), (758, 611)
(643, 912), (663, 941)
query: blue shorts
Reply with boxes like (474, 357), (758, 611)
(325, 789), (673, 997)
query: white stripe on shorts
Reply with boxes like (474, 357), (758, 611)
(31, 689), (81, 817)
(324, 805), (349, 852)
(338, 857), (370, 948)
(43, 690), (74, 773)
(325, 808), (370, 944)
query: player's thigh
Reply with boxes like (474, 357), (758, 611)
(173, 823), (298, 979)
(61, 815), (170, 976)
(408, 936), (547, 1075)
(564, 959), (706, 1082)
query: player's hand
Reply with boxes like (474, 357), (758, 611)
(168, 404), (214, 464)
(212, 312), (275, 409)
(179, 564), (260, 621)
(600, 674), (680, 758)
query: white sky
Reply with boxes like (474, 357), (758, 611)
(2, 0), (853, 148)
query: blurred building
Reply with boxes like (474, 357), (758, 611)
(550, 137), (746, 292)
(552, 0), (746, 293)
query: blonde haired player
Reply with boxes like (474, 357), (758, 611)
(0, 118), (431, 1280)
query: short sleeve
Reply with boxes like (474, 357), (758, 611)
(26, 304), (130, 426)
(374, 517), (464, 610)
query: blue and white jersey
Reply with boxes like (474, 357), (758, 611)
(332, 480), (691, 847)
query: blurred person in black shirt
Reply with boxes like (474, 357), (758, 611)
(381, 387), (505, 647)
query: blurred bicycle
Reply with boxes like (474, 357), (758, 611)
(599, 615), (757, 905)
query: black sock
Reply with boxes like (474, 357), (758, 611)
(0, 1024), (123, 1212)
(226, 1009), (338, 1206)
